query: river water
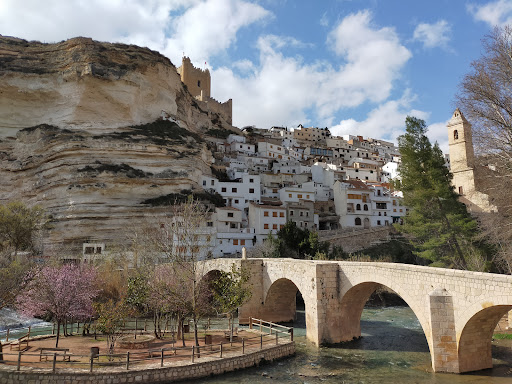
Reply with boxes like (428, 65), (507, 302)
(191, 307), (512, 384)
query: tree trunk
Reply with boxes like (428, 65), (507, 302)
(230, 313), (234, 343)
(0, 341), (4, 362)
(55, 321), (60, 348)
(193, 314), (200, 358)
(153, 312), (160, 339)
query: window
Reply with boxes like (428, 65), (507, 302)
(377, 220), (381, 225)
(290, 210), (294, 216)
(459, 186), (463, 195)
(249, 188), (255, 193)
(454, 130), (458, 140)
(356, 204), (361, 210)
(273, 212), (278, 217)
(264, 211), (269, 217)
(289, 193), (292, 198)
(393, 200), (397, 206)
(221, 187), (226, 192)
(280, 225), (284, 230)
(273, 224), (278, 230)
(241, 240), (245, 246)
(298, 194), (302, 198)
(384, 212), (387, 216)
(203, 180), (206, 186)
(280, 212), (284, 217)
(355, 217), (362, 226)
(228, 212), (234, 218)
(211, 180), (214, 186)
(240, 145), (243, 149)
(300, 211), (303, 216)
(364, 204), (368, 211)
(250, 178), (254, 183)
(377, 190), (381, 196)
(232, 188), (237, 193)
(264, 223), (269, 229)
(306, 195), (310, 199)
(376, 203), (387, 209)
(233, 239), (239, 245)
(207, 221), (213, 227)
(197, 80), (201, 87)
(234, 199), (239, 203)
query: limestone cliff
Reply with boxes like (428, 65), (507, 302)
(0, 36), (239, 254)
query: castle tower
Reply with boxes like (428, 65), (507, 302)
(176, 57), (211, 100)
(447, 108), (476, 196)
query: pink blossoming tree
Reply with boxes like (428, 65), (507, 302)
(16, 264), (99, 347)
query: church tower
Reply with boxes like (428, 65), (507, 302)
(447, 108), (495, 212)
(447, 108), (476, 196)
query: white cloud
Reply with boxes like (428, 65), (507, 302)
(330, 90), (429, 143)
(164, 0), (271, 65)
(426, 121), (450, 154)
(320, 13), (329, 27)
(213, 10), (412, 129)
(0, 0), (271, 66)
(468, 0), (512, 27)
(413, 20), (451, 49)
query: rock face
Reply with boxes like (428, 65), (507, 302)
(0, 36), (237, 254)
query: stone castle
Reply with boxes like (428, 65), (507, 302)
(446, 108), (494, 212)
(177, 57), (232, 125)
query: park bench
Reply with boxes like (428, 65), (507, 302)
(39, 347), (72, 362)
(147, 348), (176, 358)
(224, 327), (238, 339)
(9, 334), (29, 351)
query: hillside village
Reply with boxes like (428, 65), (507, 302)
(111, 56), (410, 260)
(193, 126), (407, 258)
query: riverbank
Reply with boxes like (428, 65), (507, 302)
(0, 330), (295, 384)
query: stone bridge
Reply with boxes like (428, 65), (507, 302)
(198, 258), (512, 374)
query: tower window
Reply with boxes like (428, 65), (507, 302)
(454, 130), (458, 140)
(198, 80), (201, 87)
(459, 186), (463, 195)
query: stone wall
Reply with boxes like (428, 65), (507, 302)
(0, 343), (295, 384)
(318, 227), (392, 253)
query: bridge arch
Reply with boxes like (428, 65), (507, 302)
(457, 303), (512, 372)
(338, 278), (432, 356)
(260, 278), (304, 323)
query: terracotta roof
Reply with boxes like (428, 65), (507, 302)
(343, 179), (370, 190)
(216, 206), (241, 211)
(249, 202), (285, 210)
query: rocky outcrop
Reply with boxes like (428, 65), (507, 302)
(0, 36), (239, 254)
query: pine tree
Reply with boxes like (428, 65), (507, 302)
(396, 116), (483, 269)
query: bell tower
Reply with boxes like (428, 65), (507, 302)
(447, 108), (476, 196)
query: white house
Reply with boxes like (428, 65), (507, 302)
(248, 203), (287, 244)
(211, 207), (255, 257)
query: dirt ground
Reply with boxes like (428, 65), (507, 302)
(1, 330), (273, 370)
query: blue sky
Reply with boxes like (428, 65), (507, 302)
(1, 0), (512, 151)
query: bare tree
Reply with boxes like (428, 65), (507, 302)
(150, 198), (215, 350)
(456, 25), (512, 273)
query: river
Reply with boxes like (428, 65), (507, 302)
(191, 306), (512, 384)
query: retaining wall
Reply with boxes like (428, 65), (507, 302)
(0, 342), (295, 384)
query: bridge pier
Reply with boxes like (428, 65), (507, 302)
(428, 288), (459, 373)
